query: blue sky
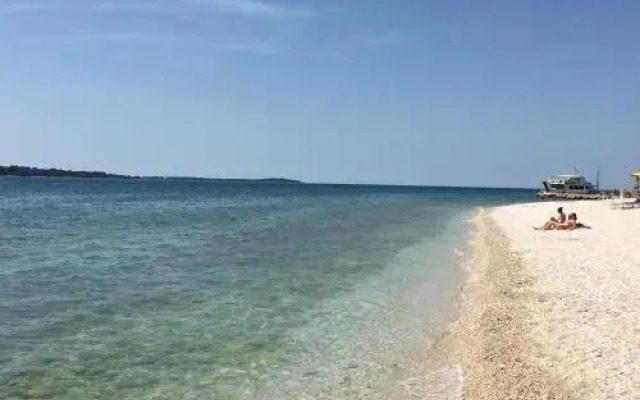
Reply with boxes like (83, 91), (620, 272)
(1, 0), (639, 187)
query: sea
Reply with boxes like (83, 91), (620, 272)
(0, 178), (534, 400)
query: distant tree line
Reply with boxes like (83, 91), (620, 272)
(0, 165), (135, 179)
(0, 165), (303, 183)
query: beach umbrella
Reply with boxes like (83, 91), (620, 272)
(632, 170), (640, 189)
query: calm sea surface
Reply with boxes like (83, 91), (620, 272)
(0, 178), (534, 399)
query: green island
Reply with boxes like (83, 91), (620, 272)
(0, 165), (303, 184)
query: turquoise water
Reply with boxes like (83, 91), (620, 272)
(0, 179), (534, 399)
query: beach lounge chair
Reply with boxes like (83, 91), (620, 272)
(611, 192), (625, 209)
(627, 197), (640, 209)
(612, 194), (640, 209)
(612, 190), (631, 209)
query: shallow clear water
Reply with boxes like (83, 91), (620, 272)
(0, 179), (534, 399)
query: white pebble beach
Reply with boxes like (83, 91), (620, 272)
(446, 200), (640, 400)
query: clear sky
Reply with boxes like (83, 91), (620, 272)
(1, 0), (639, 188)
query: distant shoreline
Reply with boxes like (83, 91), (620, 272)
(0, 166), (544, 190)
(0, 166), (303, 184)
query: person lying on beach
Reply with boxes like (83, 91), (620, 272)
(535, 212), (583, 230)
(549, 206), (566, 223)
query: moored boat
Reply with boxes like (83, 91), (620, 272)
(541, 170), (597, 194)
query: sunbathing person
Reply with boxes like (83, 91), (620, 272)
(536, 212), (578, 230)
(549, 206), (567, 223)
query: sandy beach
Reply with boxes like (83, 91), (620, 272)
(447, 200), (640, 400)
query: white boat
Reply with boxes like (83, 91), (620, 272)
(541, 170), (597, 193)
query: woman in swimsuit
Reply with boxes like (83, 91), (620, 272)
(537, 212), (578, 230)
(549, 207), (567, 223)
